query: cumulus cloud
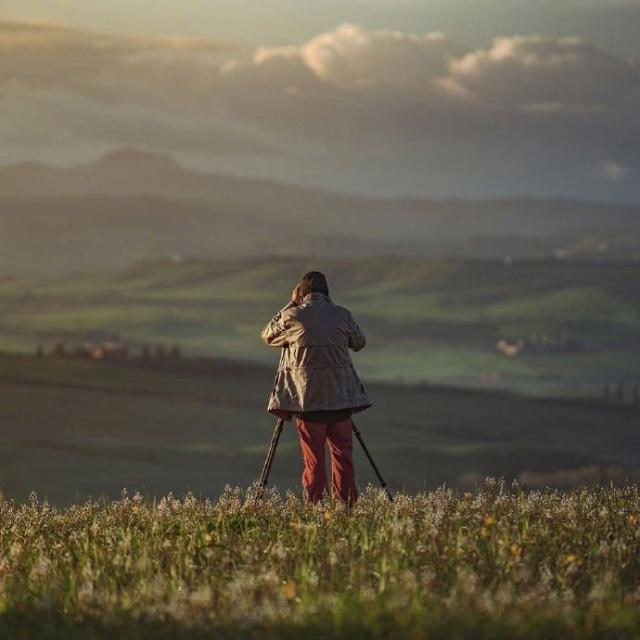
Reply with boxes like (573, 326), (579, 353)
(298, 23), (464, 90)
(215, 23), (473, 146)
(1, 20), (639, 199)
(220, 25), (640, 109)
(447, 35), (640, 109)
(211, 22), (640, 203)
(221, 22), (465, 102)
(3, 18), (637, 122)
(215, 23), (640, 145)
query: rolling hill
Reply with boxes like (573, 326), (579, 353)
(1, 148), (639, 275)
(0, 352), (637, 505)
(0, 255), (639, 396)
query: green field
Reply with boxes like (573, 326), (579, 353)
(1, 256), (639, 396)
(1, 484), (640, 639)
(0, 352), (638, 505)
(1, 300), (638, 638)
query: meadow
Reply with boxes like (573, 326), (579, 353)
(1, 482), (640, 639)
(0, 256), (639, 638)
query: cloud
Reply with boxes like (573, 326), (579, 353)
(298, 23), (464, 90)
(0, 20), (277, 158)
(447, 35), (640, 109)
(0, 20), (233, 107)
(212, 22), (640, 199)
(5, 20), (636, 117)
(221, 22), (466, 100)
(214, 23), (473, 147)
(1, 20), (639, 199)
(216, 24), (640, 133)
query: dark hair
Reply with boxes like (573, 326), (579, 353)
(300, 271), (329, 296)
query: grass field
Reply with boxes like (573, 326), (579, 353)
(0, 352), (638, 505)
(1, 260), (639, 638)
(1, 483), (640, 639)
(1, 256), (639, 396)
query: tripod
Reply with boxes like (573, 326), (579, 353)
(254, 417), (284, 501)
(255, 417), (393, 502)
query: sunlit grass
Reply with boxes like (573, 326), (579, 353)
(1, 480), (639, 638)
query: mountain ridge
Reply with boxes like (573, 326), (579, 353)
(3, 147), (639, 211)
(1, 148), (639, 275)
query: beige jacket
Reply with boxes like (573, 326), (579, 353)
(261, 292), (372, 420)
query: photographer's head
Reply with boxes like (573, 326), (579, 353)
(300, 271), (329, 297)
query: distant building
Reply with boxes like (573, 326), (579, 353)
(496, 334), (583, 357)
(495, 339), (524, 357)
(47, 338), (184, 363)
(84, 341), (128, 361)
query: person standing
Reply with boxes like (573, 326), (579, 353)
(260, 271), (371, 504)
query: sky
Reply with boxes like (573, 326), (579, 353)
(1, 0), (640, 200)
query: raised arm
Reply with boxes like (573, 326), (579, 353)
(260, 301), (297, 348)
(261, 284), (303, 348)
(347, 311), (366, 352)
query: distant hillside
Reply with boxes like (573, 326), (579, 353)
(1, 255), (639, 395)
(1, 148), (639, 274)
(0, 352), (638, 504)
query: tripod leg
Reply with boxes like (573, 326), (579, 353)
(351, 421), (394, 502)
(255, 417), (284, 501)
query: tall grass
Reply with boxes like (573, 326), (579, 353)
(1, 479), (639, 638)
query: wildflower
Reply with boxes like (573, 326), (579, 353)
(3, 482), (640, 634)
(281, 581), (296, 599)
(188, 586), (212, 607)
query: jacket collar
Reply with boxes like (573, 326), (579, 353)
(302, 292), (332, 304)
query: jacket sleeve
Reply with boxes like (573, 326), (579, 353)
(260, 301), (297, 347)
(347, 312), (366, 352)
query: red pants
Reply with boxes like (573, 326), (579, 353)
(295, 418), (358, 504)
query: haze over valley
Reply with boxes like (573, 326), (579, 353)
(1, 149), (639, 276)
